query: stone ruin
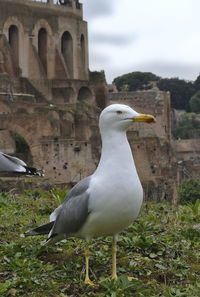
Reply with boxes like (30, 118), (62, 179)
(0, 0), (107, 185)
(1, 0), (198, 202)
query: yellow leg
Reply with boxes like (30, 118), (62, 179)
(111, 236), (118, 280)
(84, 248), (95, 285)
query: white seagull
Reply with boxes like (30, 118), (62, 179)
(23, 104), (156, 284)
(0, 152), (44, 176)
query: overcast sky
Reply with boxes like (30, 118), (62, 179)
(80, 0), (200, 83)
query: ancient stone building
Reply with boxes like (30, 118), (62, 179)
(0, 0), (108, 183)
(172, 139), (200, 181)
(108, 88), (178, 202)
(0, 0), (190, 203)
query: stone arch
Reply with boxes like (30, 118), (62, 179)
(3, 17), (24, 37)
(1, 123), (33, 148)
(38, 28), (47, 74)
(2, 17), (24, 69)
(61, 31), (73, 77)
(32, 19), (53, 50)
(0, 116), (38, 148)
(77, 86), (92, 102)
(0, 123), (35, 165)
(8, 25), (19, 65)
(32, 19), (54, 77)
(11, 131), (33, 165)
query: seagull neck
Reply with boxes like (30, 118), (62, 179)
(96, 129), (135, 171)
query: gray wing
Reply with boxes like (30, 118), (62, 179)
(0, 152), (26, 172)
(48, 176), (91, 239)
(49, 204), (63, 222)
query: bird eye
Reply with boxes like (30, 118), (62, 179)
(116, 110), (122, 114)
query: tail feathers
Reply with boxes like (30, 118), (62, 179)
(24, 166), (44, 176)
(0, 167), (44, 177)
(22, 221), (54, 237)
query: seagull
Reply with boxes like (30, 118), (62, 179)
(22, 104), (156, 284)
(0, 152), (44, 176)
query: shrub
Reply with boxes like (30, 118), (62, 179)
(189, 90), (200, 112)
(178, 178), (200, 204)
(172, 113), (200, 139)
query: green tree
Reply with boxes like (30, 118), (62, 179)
(189, 90), (200, 112)
(113, 71), (160, 91)
(157, 78), (195, 110)
(193, 74), (200, 90)
(120, 84), (130, 91)
(172, 113), (200, 139)
(179, 178), (200, 204)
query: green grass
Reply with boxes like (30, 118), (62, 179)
(0, 191), (200, 297)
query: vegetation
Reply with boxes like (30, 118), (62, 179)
(189, 91), (200, 113)
(113, 71), (200, 139)
(113, 72), (200, 112)
(172, 113), (200, 139)
(193, 74), (200, 90)
(113, 72), (160, 92)
(178, 178), (200, 204)
(0, 190), (200, 296)
(157, 78), (195, 111)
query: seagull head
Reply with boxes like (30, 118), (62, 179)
(99, 104), (156, 132)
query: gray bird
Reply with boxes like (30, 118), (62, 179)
(0, 152), (44, 176)
(22, 104), (156, 284)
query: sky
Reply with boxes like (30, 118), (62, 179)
(80, 0), (200, 83)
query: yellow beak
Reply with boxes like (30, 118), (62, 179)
(133, 113), (156, 124)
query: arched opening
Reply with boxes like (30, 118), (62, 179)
(52, 87), (75, 104)
(11, 132), (33, 165)
(8, 25), (19, 65)
(77, 87), (92, 102)
(80, 34), (85, 70)
(61, 31), (73, 77)
(0, 131), (33, 166)
(38, 28), (47, 74)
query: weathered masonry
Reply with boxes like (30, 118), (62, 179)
(0, 0), (108, 183)
(0, 0), (99, 100)
(1, 0), (195, 204)
(109, 89), (178, 202)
